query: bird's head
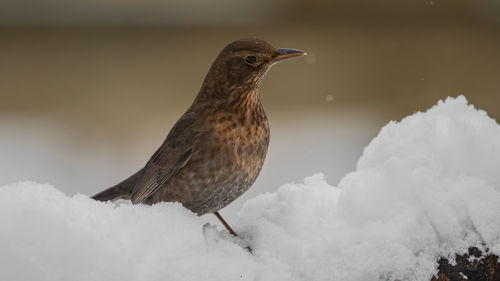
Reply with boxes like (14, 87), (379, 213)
(198, 38), (306, 104)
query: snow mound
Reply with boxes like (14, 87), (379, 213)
(1, 96), (500, 281)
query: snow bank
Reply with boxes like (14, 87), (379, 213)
(1, 96), (500, 281)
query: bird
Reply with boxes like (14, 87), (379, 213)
(91, 38), (305, 237)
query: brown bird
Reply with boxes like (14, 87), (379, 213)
(92, 38), (305, 237)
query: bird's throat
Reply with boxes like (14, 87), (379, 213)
(228, 89), (261, 112)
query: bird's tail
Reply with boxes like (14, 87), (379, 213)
(91, 170), (141, 202)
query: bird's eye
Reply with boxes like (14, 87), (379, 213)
(246, 56), (257, 64)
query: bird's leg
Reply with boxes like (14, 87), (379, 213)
(214, 211), (238, 237)
(213, 211), (253, 253)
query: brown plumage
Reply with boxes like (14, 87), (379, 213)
(92, 38), (305, 235)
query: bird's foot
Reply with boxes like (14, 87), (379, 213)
(202, 223), (253, 253)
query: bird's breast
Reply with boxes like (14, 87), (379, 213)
(207, 109), (270, 182)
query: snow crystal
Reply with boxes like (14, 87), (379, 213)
(1, 96), (499, 281)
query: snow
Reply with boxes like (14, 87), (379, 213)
(1, 95), (500, 281)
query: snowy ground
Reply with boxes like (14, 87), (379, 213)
(1, 96), (499, 281)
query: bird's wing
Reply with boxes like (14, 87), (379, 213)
(130, 112), (203, 204)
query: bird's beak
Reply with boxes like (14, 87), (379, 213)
(272, 48), (307, 63)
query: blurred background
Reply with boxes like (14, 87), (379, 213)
(1, 0), (499, 220)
